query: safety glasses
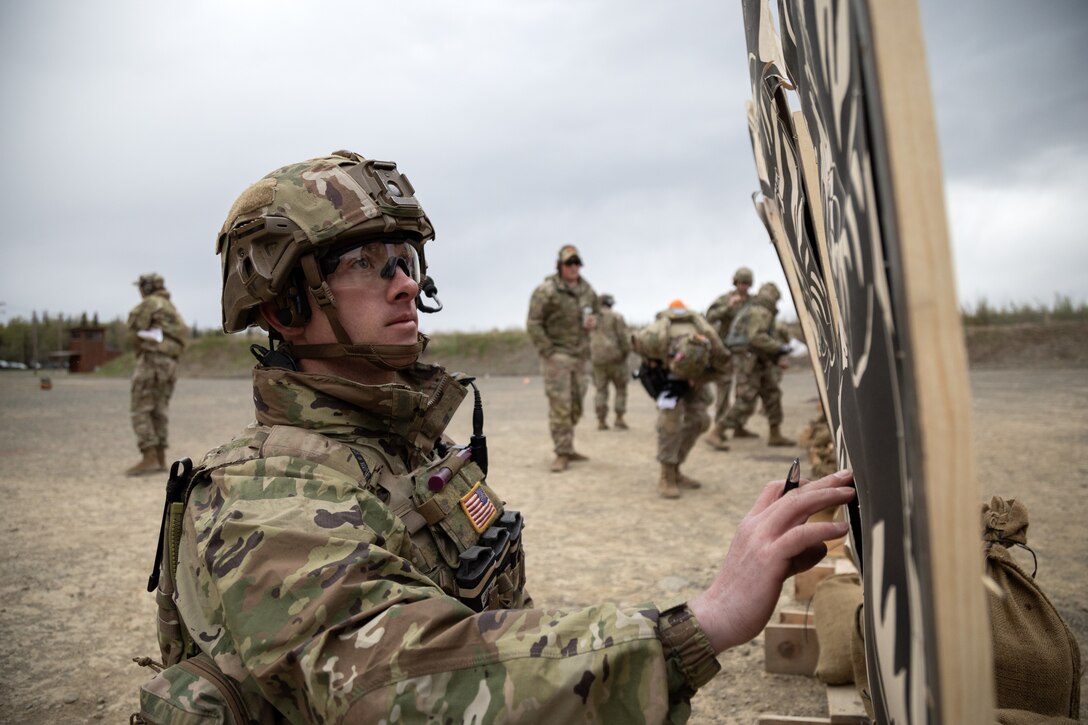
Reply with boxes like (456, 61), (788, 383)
(320, 239), (421, 285)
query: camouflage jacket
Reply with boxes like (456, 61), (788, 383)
(127, 290), (187, 358)
(704, 288), (749, 342)
(173, 364), (719, 723)
(589, 307), (631, 366)
(527, 274), (598, 359)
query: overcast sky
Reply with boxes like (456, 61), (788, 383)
(1, 0), (1085, 337)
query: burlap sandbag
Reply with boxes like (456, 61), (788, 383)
(984, 496), (1081, 720)
(813, 572), (863, 685)
(850, 601), (875, 721)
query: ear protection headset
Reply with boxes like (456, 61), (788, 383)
(274, 270), (312, 328)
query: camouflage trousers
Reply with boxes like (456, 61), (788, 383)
(656, 382), (712, 465)
(592, 361), (628, 419)
(130, 352), (178, 452)
(710, 357), (736, 429)
(722, 352), (782, 429)
(541, 352), (589, 455)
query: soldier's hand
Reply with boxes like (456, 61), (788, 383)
(584, 315), (598, 331)
(688, 469), (855, 654)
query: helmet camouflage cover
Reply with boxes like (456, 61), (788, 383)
(733, 266), (753, 285)
(217, 150), (435, 332)
(136, 273), (165, 293)
(757, 281), (781, 302)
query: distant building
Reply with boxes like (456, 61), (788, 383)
(65, 324), (121, 373)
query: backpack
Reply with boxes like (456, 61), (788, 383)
(131, 459), (254, 725)
(633, 309), (716, 382)
(724, 302), (754, 351)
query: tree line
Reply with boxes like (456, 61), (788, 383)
(0, 311), (218, 366)
(1, 295), (1084, 367)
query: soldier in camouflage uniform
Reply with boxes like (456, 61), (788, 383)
(635, 301), (731, 499)
(589, 293), (631, 430)
(703, 266), (753, 450)
(527, 245), (599, 472)
(125, 273), (187, 476)
(134, 151), (856, 724)
(721, 282), (796, 447)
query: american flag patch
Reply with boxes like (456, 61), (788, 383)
(460, 482), (498, 533)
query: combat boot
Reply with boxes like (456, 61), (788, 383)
(676, 467), (703, 489)
(613, 414), (629, 430)
(768, 425), (796, 447)
(598, 417), (609, 430)
(732, 426), (759, 439)
(550, 455), (570, 473)
(125, 448), (161, 477)
(567, 451), (590, 462)
(155, 446), (167, 471)
(658, 464), (681, 499)
(703, 425), (730, 451)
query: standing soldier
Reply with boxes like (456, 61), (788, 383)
(703, 266), (753, 450)
(132, 150), (856, 724)
(590, 293), (631, 430)
(125, 273), (187, 475)
(527, 245), (599, 472)
(720, 282), (795, 447)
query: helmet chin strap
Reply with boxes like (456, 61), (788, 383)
(285, 253), (428, 371)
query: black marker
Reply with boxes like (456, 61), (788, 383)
(783, 457), (801, 494)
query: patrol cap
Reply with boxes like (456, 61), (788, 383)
(558, 245), (583, 265)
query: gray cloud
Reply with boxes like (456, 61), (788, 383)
(1, 0), (1084, 339)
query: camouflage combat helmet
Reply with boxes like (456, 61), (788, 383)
(757, 281), (781, 302)
(600, 293), (615, 308)
(135, 273), (164, 294)
(733, 267), (753, 285)
(217, 150), (440, 369)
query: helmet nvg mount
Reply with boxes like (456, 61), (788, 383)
(217, 150), (442, 370)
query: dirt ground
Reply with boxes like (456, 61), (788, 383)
(0, 364), (1085, 723)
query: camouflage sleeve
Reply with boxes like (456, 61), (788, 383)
(179, 459), (719, 723)
(585, 284), (600, 314)
(704, 295), (729, 326)
(615, 313), (631, 356)
(127, 298), (155, 334)
(526, 283), (554, 356)
(746, 307), (781, 356)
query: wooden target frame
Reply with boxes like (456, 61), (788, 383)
(740, 0), (993, 722)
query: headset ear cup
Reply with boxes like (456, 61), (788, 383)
(273, 283), (310, 328)
(275, 305), (299, 328)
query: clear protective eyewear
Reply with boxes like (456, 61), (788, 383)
(321, 239), (421, 286)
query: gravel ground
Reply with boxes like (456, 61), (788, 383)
(0, 365), (1084, 723)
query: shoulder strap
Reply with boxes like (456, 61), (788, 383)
(147, 459), (200, 667)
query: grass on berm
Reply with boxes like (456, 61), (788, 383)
(96, 328), (543, 379)
(94, 295), (1088, 379)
